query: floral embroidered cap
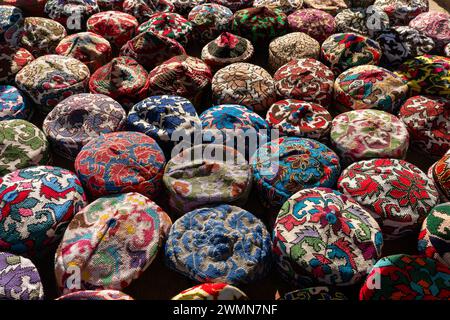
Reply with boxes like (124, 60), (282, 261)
(0, 252), (44, 300)
(55, 32), (112, 73)
(55, 192), (167, 293)
(74, 131), (166, 199)
(163, 144), (252, 215)
(360, 254), (450, 300)
(338, 158), (440, 239)
(201, 32), (254, 71)
(251, 137), (341, 209)
(15, 55), (90, 114)
(0, 85), (31, 121)
(330, 109), (410, 165)
(287, 8), (336, 44)
(43, 93), (126, 160)
(212, 63), (277, 113)
(147, 55), (212, 106)
(398, 95), (450, 158)
(0, 119), (50, 176)
(165, 204), (272, 284)
(273, 58), (334, 106)
(0, 166), (87, 255)
(86, 11), (139, 49)
(126, 95), (200, 151)
(57, 290), (134, 300)
(273, 187), (383, 287)
(418, 203), (450, 268)
(266, 99), (332, 141)
(269, 32), (320, 72)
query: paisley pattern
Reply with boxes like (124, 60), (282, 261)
(0, 166), (87, 255)
(399, 95), (450, 158)
(212, 63), (277, 113)
(15, 55), (90, 114)
(395, 55), (450, 98)
(373, 0), (428, 25)
(0, 45), (34, 84)
(273, 187), (383, 287)
(43, 93), (126, 160)
(375, 26), (435, 66)
(251, 137), (341, 208)
(163, 144), (252, 215)
(0, 252), (44, 300)
(148, 55), (212, 106)
(266, 99), (332, 141)
(188, 3), (233, 43)
(409, 11), (450, 50)
(0, 85), (30, 121)
(200, 104), (270, 159)
(57, 290), (134, 300)
(335, 7), (390, 38)
(165, 204), (272, 285)
(273, 58), (334, 106)
(281, 287), (347, 300)
(55, 32), (112, 73)
(138, 12), (192, 46)
(338, 159), (439, 239)
(418, 203), (450, 268)
(44, 0), (99, 29)
(0, 119), (50, 176)
(201, 32), (254, 71)
(287, 8), (336, 44)
(268, 32), (320, 72)
(360, 254), (450, 300)
(0, 5), (23, 46)
(172, 283), (248, 300)
(127, 95), (200, 148)
(55, 192), (164, 293)
(330, 109), (410, 165)
(321, 33), (382, 75)
(120, 30), (186, 71)
(86, 11), (139, 49)
(123, 0), (174, 23)
(19, 17), (67, 57)
(334, 65), (408, 113)
(231, 6), (288, 45)
(74, 131), (166, 199)
(89, 56), (149, 109)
